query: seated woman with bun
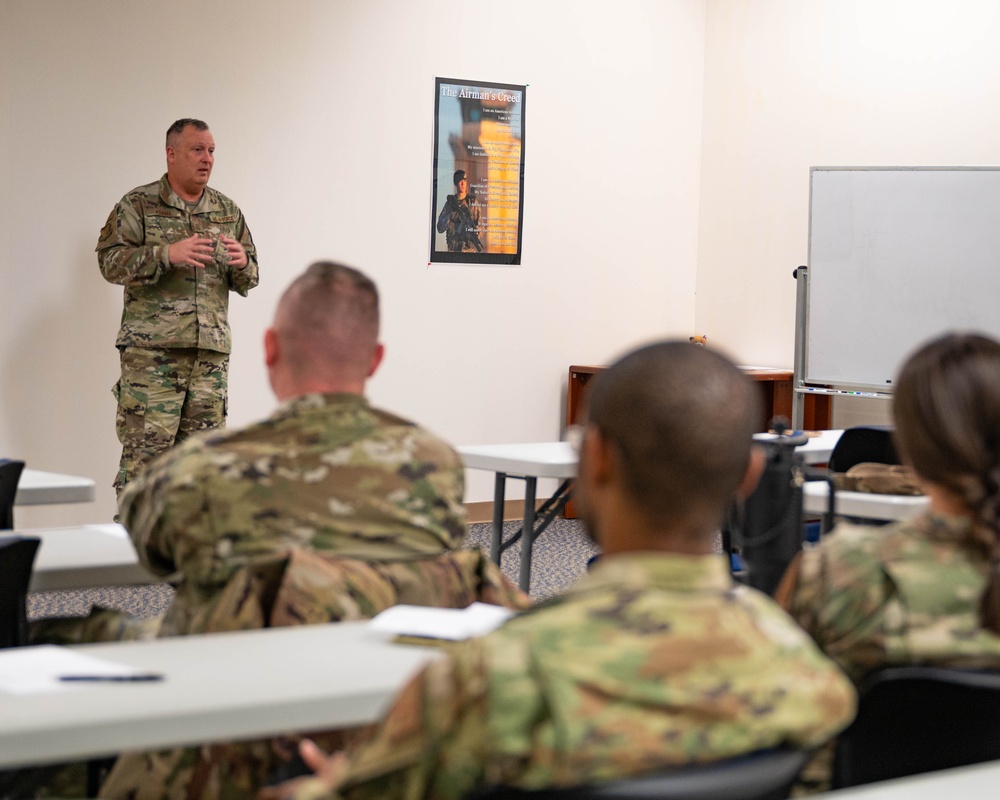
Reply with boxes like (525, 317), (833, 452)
(777, 332), (1000, 682)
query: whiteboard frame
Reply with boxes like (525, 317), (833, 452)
(798, 165), (1000, 402)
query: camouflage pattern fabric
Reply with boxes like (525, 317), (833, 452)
(778, 512), (1000, 683)
(833, 463), (923, 496)
(98, 548), (531, 800)
(98, 173), (257, 490)
(118, 392), (470, 637)
(97, 174), (258, 353)
(22, 395), (498, 800)
(285, 553), (855, 800)
(776, 512), (1000, 793)
(113, 346), (228, 492)
(29, 607), (161, 645)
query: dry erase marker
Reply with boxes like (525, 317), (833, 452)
(59, 674), (164, 682)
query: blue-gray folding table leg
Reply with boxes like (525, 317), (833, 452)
(490, 472), (507, 564)
(518, 477), (537, 592)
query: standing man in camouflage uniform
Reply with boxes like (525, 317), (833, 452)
(98, 118), (258, 495)
(263, 341), (856, 800)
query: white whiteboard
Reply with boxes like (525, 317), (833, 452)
(806, 167), (1000, 390)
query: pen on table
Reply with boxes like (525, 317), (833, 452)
(59, 674), (164, 682)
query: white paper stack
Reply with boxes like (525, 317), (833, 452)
(369, 602), (516, 641)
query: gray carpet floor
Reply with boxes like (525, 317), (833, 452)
(26, 519), (602, 622)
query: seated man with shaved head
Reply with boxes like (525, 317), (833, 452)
(91, 262), (527, 800)
(118, 261), (525, 636)
(262, 341), (856, 800)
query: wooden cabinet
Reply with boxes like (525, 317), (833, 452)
(564, 364), (832, 518)
(567, 365), (832, 432)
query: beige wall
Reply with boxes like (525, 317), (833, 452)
(0, 1), (708, 525)
(696, 0), (1000, 429)
(9, 1), (996, 528)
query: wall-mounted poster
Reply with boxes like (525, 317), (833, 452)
(430, 77), (525, 265)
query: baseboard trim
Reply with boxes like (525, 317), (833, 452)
(465, 498), (550, 524)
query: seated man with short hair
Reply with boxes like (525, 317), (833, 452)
(119, 260), (521, 636)
(94, 262), (527, 799)
(263, 341), (856, 800)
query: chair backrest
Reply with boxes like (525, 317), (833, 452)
(832, 665), (1000, 789)
(469, 749), (810, 800)
(828, 426), (898, 473)
(0, 459), (26, 530)
(726, 439), (806, 596)
(0, 536), (41, 648)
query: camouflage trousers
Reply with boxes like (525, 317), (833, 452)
(113, 347), (229, 494)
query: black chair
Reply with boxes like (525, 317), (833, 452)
(0, 459), (26, 530)
(725, 434), (811, 596)
(832, 666), (1000, 789)
(828, 426), (898, 473)
(0, 535), (41, 648)
(469, 749), (811, 800)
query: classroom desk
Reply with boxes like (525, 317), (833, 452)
(459, 435), (839, 591)
(753, 428), (842, 465)
(0, 622), (440, 769)
(23, 523), (163, 593)
(457, 442), (577, 592)
(15, 469), (96, 506)
(803, 482), (929, 522)
(816, 759), (1000, 800)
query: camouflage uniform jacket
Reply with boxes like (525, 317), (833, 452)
(778, 512), (1000, 683)
(119, 392), (467, 636)
(97, 174), (258, 353)
(291, 553), (856, 800)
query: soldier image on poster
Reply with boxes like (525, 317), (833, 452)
(436, 169), (482, 253)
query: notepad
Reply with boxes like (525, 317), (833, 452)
(0, 645), (142, 695)
(369, 602), (515, 641)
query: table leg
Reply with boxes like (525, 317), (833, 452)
(490, 472), (506, 565)
(519, 477), (537, 592)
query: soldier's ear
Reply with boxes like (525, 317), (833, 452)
(264, 328), (280, 367)
(367, 343), (385, 378)
(582, 426), (615, 487)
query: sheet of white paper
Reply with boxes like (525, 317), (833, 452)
(369, 602), (515, 640)
(0, 645), (138, 695)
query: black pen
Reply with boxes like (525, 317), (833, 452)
(59, 674), (164, 682)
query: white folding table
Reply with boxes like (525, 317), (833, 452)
(18, 523), (163, 592)
(0, 622), (440, 768)
(15, 469), (96, 506)
(803, 482), (929, 523)
(753, 429), (843, 465)
(458, 433), (846, 591)
(457, 442), (577, 591)
(815, 759), (1000, 800)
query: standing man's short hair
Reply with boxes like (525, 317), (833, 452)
(166, 118), (209, 147)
